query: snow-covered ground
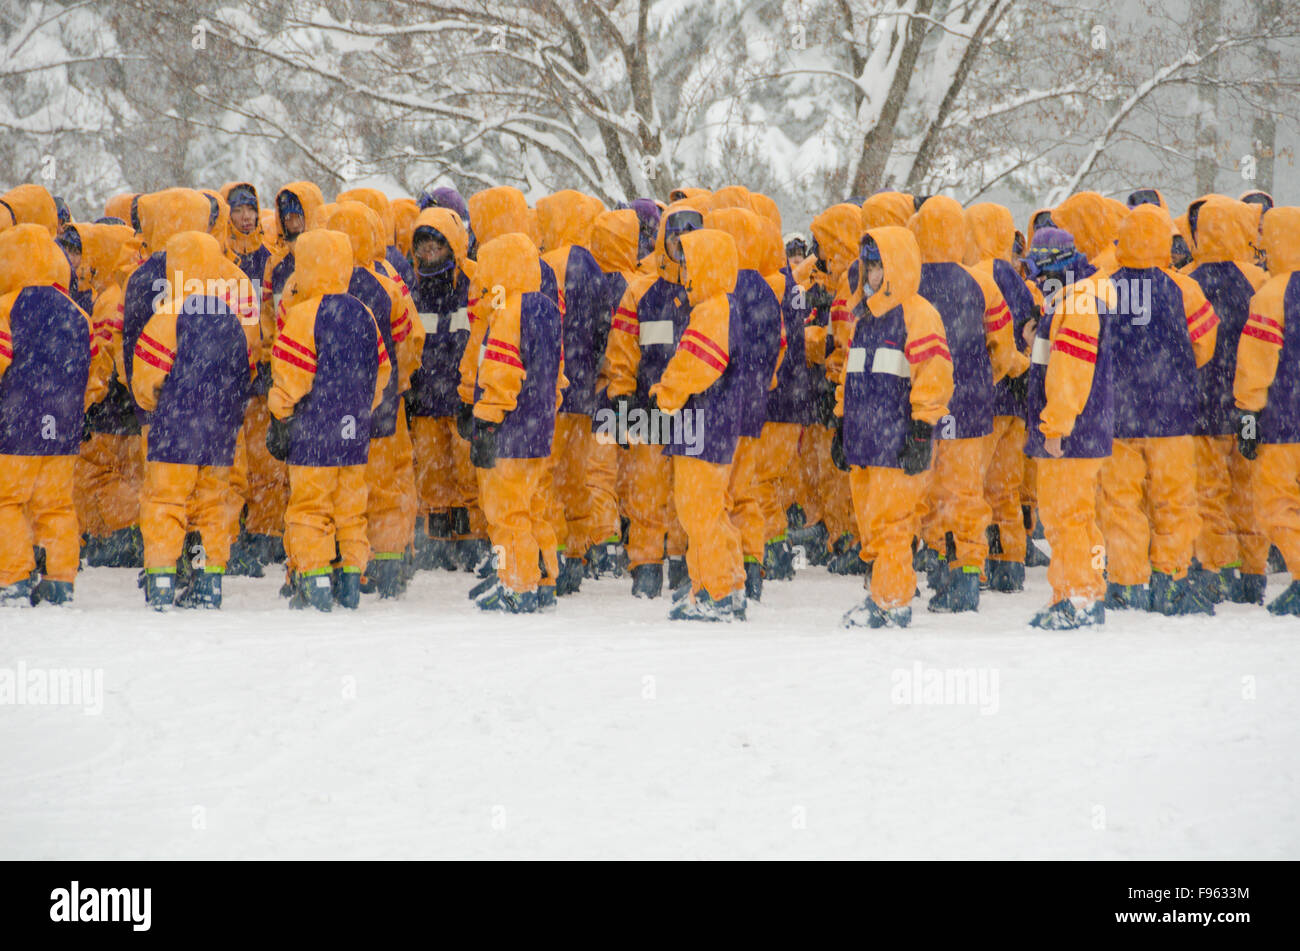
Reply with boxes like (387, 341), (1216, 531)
(1, 561), (1297, 859)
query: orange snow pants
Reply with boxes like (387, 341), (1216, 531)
(850, 465), (923, 609)
(365, 412), (417, 556)
(479, 456), (552, 593)
(757, 422), (801, 543)
(0, 454), (78, 584)
(728, 436), (764, 562)
(75, 433), (142, 536)
(985, 416), (1027, 563)
(141, 460), (233, 571)
(241, 397), (288, 536)
(584, 436), (622, 548)
(1098, 436), (1199, 584)
(1254, 443), (1300, 580)
(285, 464), (369, 574)
(1195, 434), (1269, 575)
(922, 434), (995, 569)
(1036, 456), (1106, 604)
(623, 443), (685, 568)
(673, 454), (743, 600)
(547, 412), (595, 556)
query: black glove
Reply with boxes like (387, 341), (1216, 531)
(252, 361), (273, 397)
(456, 401), (475, 440)
(470, 418), (500, 469)
(266, 415), (292, 462)
(1006, 369), (1028, 405)
(897, 418), (934, 476)
(830, 421), (849, 471)
(611, 392), (635, 449)
(1234, 409), (1259, 460)
(81, 414), (93, 444)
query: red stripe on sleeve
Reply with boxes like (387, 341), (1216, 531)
(1185, 302), (1212, 326)
(1241, 324), (1283, 347)
(1250, 312), (1282, 332)
(138, 332), (175, 360)
(1052, 340), (1098, 363)
(483, 349), (524, 370)
(679, 339), (728, 373)
(486, 337), (521, 358)
(134, 346), (172, 372)
(905, 333), (943, 352)
(276, 335), (316, 360)
(907, 344), (951, 364)
(1057, 327), (1098, 346)
(681, 328), (727, 365)
(1188, 316), (1217, 342)
(271, 345), (317, 373)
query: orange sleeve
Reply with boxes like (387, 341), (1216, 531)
(903, 299), (954, 424)
(92, 285), (124, 382)
(601, 275), (653, 398)
(1170, 270), (1218, 368)
(377, 271), (423, 393)
(826, 272), (855, 379)
(473, 293), (526, 424)
(130, 309), (178, 413)
(268, 297), (319, 419)
(457, 278), (488, 405)
(972, 267), (1029, 383)
(259, 251), (284, 362)
(649, 294), (730, 415)
(0, 293), (15, 381)
(1234, 278), (1287, 413)
(1039, 280), (1107, 439)
(366, 301), (393, 411)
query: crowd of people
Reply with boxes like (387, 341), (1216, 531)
(0, 176), (1296, 627)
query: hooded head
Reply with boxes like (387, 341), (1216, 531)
(1187, 196), (1254, 264)
(200, 189), (231, 252)
(273, 181), (325, 246)
(678, 229), (739, 307)
(291, 230), (355, 298)
(336, 187), (396, 247)
(536, 190), (604, 253)
(964, 202), (1016, 264)
(749, 193), (782, 230)
(307, 201), (337, 232)
(702, 207), (766, 272)
(468, 186), (530, 247)
(710, 185), (754, 212)
(418, 186), (470, 222)
(1126, 187), (1167, 212)
(392, 198), (419, 258)
(654, 199), (708, 284)
(629, 198), (662, 259)
(475, 232), (542, 299)
(1, 184), (60, 236)
(861, 191), (914, 229)
(809, 204), (865, 278)
(1021, 227), (1083, 282)
(135, 189), (214, 257)
(589, 209), (640, 275)
(411, 207), (470, 280)
(1116, 204), (1176, 269)
(908, 195), (966, 264)
(859, 226), (921, 316)
(0, 224), (72, 295)
(1053, 191), (1127, 261)
(1240, 190), (1274, 213)
(162, 231), (232, 312)
(76, 222), (135, 291)
(103, 193), (138, 225)
(755, 218), (785, 278)
(327, 201), (384, 269)
(220, 182), (264, 253)
(1262, 206), (1300, 274)
(668, 187), (712, 205)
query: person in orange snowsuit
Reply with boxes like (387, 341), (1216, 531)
(0, 224), (109, 605)
(1099, 203), (1218, 615)
(132, 232), (260, 610)
(467, 233), (567, 613)
(1233, 205), (1300, 616)
(835, 226), (954, 628)
(266, 230), (391, 612)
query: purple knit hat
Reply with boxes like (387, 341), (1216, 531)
(418, 186), (469, 222)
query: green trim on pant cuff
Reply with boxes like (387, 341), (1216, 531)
(373, 552), (403, 561)
(301, 567), (331, 577)
(744, 555), (759, 563)
(962, 565), (981, 573)
(204, 566), (225, 575)
(339, 566), (361, 574)
(602, 535), (621, 544)
(146, 567), (176, 575)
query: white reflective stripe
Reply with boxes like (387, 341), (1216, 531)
(478, 341), (486, 364)
(448, 307), (470, 333)
(871, 347), (908, 377)
(418, 311), (439, 334)
(1031, 337), (1051, 366)
(272, 290), (282, 314)
(639, 320), (674, 346)
(846, 346), (867, 373)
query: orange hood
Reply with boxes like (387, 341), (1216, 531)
(200, 189), (231, 253)
(809, 204), (865, 278)
(392, 198), (419, 258)
(1116, 204), (1175, 269)
(76, 222), (135, 290)
(669, 187), (712, 205)
(861, 191), (914, 229)
(536, 190), (603, 253)
(327, 201), (384, 269)
(219, 181), (265, 256)
(654, 197), (711, 284)
(1054, 192), (1127, 261)
(965, 202), (1016, 263)
(336, 187), (395, 246)
(750, 193), (782, 229)
(103, 192), (137, 224)
(0, 223), (72, 294)
(163, 231), (234, 311)
(589, 210), (639, 275)
(307, 201), (337, 233)
(1189, 197), (1255, 264)
(468, 186), (530, 246)
(0, 184), (59, 235)
(909, 195), (966, 264)
(272, 181), (325, 246)
(136, 189), (214, 257)
(679, 229), (739, 307)
(1262, 207), (1300, 274)
(864, 226), (922, 316)
(476, 232), (542, 298)
(703, 207), (767, 272)
(291, 230), (354, 298)
(710, 185), (754, 211)
(413, 207), (470, 277)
